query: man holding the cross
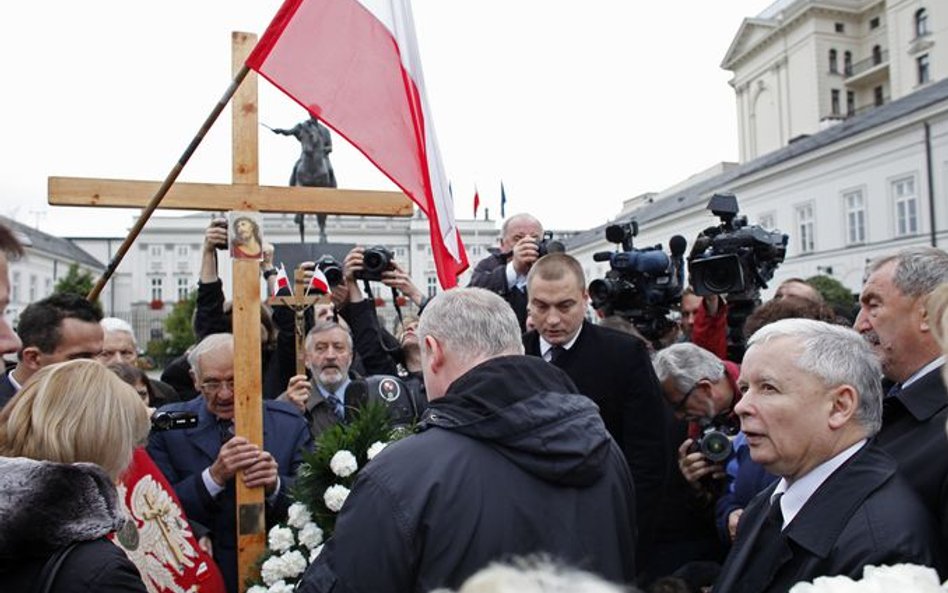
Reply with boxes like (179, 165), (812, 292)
(147, 333), (312, 593)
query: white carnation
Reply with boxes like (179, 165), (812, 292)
(267, 525), (295, 553)
(287, 502), (313, 529)
(309, 544), (324, 563)
(862, 564), (943, 591)
(324, 484), (351, 512)
(789, 564), (946, 593)
(280, 549), (308, 579)
(298, 522), (324, 550)
(260, 556), (285, 586)
(367, 441), (388, 461)
(248, 587), (269, 593)
(267, 580), (295, 593)
(330, 450), (358, 477)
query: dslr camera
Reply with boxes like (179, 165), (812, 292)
(588, 221), (687, 342)
(355, 245), (395, 282)
(688, 193), (788, 300)
(316, 254), (344, 287)
(689, 417), (738, 463)
(537, 231), (566, 257)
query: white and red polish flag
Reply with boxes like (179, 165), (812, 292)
(275, 264), (291, 293)
(247, 0), (469, 288)
(308, 265), (330, 295)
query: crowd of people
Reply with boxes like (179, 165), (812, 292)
(1, 214), (948, 593)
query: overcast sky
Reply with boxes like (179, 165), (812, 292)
(0, 0), (769, 237)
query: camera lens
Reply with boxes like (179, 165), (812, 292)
(699, 431), (733, 463)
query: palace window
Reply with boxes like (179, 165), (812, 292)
(843, 190), (865, 244)
(893, 177), (918, 236)
(796, 203), (815, 254)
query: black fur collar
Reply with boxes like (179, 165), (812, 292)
(0, 457), (125, 559)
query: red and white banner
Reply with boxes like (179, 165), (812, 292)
(247, 0), (469, 288)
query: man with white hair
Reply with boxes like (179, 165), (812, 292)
(147, 333), (312, 593)
(469, 212), (544, 331)
(714, 319), (939, 593)
(98, 316), (181, 406)
(297, 288), (637, 593)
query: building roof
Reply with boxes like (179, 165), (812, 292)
(0, 215), (104, 269)
(567, 77), (948, 250)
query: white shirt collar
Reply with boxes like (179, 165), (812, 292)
(902, 356), (945, 390)
(539, 325), (583, 360)
(770, 438), (867, 530)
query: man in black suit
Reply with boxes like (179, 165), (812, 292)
(0, 292), (102, 408)
(854, 246), (948, 549)
(468, 213), (543, 332)
(0, 222), (23, 403)
(148, 333), (312, 593)
(522, 253), (667, 556)
(715, 319), (939, 593)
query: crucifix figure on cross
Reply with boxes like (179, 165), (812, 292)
(268, 267), (331, 377)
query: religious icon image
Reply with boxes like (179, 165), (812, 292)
(229, 211), (264, 260)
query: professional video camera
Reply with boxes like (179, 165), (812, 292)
(688, 193), (788, 360)
(316, 254), (344, 287)
(589, 221), (687, 342)
(537, 231), (566, 257)
(354, 245), (395, 282)
(688, 193), (788, 300)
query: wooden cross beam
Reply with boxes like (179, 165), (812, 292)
(48, 32), (410, 591)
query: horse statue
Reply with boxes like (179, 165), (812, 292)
(271, 117), (337, 243)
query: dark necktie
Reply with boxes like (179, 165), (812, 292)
(218, 419), (235, 444)
(326, 394), (344, 420)
(886, 382), (903, 399)
(548, 345), (567, 364)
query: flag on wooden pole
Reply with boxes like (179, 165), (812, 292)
(307, 265), (330, 295)
(246, 0), (468, 287)
(275, 264), (291, 293)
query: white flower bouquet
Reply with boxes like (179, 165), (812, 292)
(790, 564), (948, 593)
(245, 402), (404, 592)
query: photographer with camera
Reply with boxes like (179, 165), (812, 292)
(337, 246), (428, 412)
(470, 213), (563, 332)
(653, 342), (776, 549)
(160, 217), (281, 400)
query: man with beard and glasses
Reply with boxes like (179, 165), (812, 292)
(855, 246), (948, 556)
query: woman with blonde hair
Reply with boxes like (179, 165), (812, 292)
(0, 359), (150, 592)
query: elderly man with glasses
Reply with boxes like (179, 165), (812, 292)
(653, 343), (776, 545)
(147, 333), (312, 593)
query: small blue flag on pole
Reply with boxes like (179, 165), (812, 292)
(500, 181), (507, 218)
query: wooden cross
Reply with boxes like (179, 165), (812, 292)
(268, 268), (329, 376)
(48, 32), (411, 591)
